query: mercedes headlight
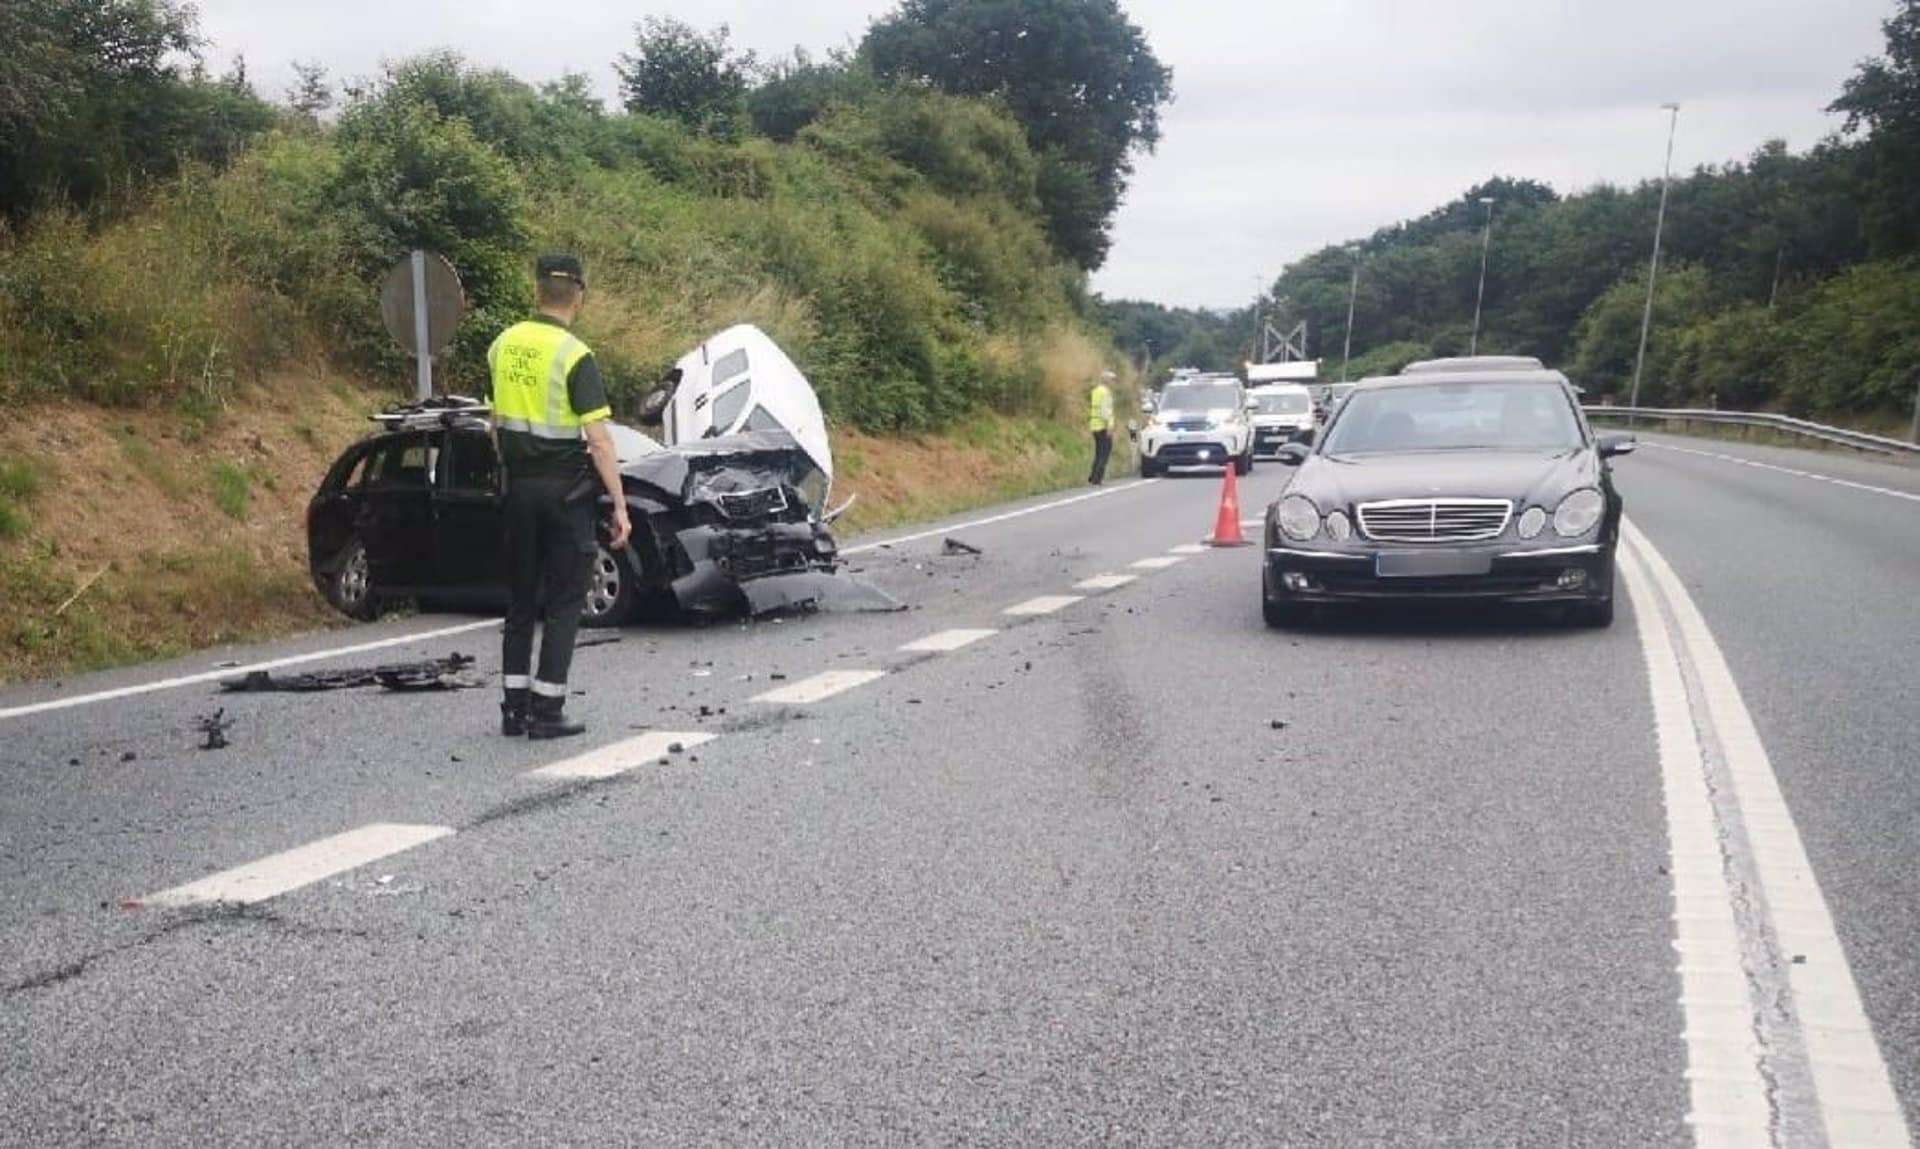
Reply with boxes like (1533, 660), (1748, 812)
(1516, 506), (1548, 540)
(1552, 489), (1605, 538)
(1325, 510), (1353, 541)
(1277, 495), (1322, 542)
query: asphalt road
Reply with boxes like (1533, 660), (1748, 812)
(1, 434), (1915, 1146)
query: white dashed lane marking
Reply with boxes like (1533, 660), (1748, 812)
(1074, 574), (1137, 591)
(1131, 556), (1187, 571)
(1168, 543), (1207, 555)
(752, 670), (887, 705)
(899, 629), (998, 653)
(525, 731), (716, 780)
(1003, 595), (1083, 617)
(141, 823), (454, 908)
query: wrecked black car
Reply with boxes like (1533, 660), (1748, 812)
(307, 403), (838, 626)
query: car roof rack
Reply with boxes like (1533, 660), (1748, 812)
(370, 394), (492, 431)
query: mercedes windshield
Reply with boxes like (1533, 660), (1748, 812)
(1321, 381), (1584, 456)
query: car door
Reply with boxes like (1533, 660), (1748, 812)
(432, 429), (506, 599)
(356, 432), (436, 590)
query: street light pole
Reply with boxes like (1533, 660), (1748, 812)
(1469, 197), (1495, 356)
(1340, 249), (1360, 383)
(1629, 103), (1681, 412)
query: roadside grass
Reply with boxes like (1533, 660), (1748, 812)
(835, 411), (1132, 535)
(210, 461), (252, 520)
(3, 545), (336, 683)
(0, 456), (44, 539)
(113, 429), (194, 501)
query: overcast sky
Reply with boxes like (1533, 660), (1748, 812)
(197, 1), (1892, 309)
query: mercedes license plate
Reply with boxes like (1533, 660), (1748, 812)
(1375, 551), (1492, 578)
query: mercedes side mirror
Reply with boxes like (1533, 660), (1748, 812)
(1598, 433), (1637, 458)
(1274, 443), (1310, 466)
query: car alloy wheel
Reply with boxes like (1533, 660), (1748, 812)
(332, 539), (380, 621)
(584, 546), (623, 622)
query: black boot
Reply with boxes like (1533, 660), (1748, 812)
(501, 688), (530, 737)
(526, 693), (586, 740)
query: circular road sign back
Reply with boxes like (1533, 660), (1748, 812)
(380, 251), (465, 359)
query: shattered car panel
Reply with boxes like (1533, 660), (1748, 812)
(614, 430), (841, 617)
(663, 325), (834, 510)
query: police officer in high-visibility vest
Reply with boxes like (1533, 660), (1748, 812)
(488, 254), (631, 740)
(1088, 370), (1117, 486)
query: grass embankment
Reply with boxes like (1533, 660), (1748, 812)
(0, 383), (1119, 685)
(0, 57), (1139, 685)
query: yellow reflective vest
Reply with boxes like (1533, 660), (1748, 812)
(1088, 382), (1115, 432)
(486, 320), (610, 439)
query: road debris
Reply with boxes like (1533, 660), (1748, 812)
(197, 709), (234, 750)
(942, 537), (984, 556)
(220, 653), (481, 694)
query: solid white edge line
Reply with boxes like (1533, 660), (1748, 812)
(1619, 547), (1772, 1145)
(1003, 595), (1083, 617)
(752, 669), (887, 705)
(899, 629), (998, 654)
(141, 823), (454, 908)
(1644, 442), (1920, 504)
(1625, 519), (1913, 1148)
(840, 479), (1161, 557)
(0, 618), (503, 723)
(525, 731), (716, 780)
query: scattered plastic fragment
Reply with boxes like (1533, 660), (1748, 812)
(196, 709), (234, 750)
(942, 537), (983, 556)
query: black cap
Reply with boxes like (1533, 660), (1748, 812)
(536, 253), (585, 287)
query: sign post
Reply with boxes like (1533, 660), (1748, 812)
(379, 251), (464, 399)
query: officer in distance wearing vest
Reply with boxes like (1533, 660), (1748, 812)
(487, 254), (631, 740)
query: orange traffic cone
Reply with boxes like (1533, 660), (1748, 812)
(1206, 463), (1252, 547)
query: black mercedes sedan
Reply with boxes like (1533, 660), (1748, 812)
(1260, 362), (1634, 628)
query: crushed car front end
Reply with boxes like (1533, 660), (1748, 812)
(616, 430), (841, 617)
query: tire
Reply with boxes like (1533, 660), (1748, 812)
(327, 537), (382, 621)
(1139, 455), (1160, 478)
(1569, 597), (1615, 629)
(1235, 449), (1253, 477)
(581, 543), (639, 628)
(1263, 595), (1307, 629)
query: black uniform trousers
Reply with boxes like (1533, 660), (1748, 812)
(502, 473), (595, 694)
(1089, 429), (1114, 485)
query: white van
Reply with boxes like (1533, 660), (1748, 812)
(1247, 383), (1316, 456)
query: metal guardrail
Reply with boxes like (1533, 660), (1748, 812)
(1582, 406), (1920, 456)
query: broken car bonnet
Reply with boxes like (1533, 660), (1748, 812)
(663, 325), (833, 510)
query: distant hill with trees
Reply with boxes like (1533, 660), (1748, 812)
(1101, 0), (1920, 422)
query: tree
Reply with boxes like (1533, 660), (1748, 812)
(1830, 0), (1920, 256)
(287, 60), (333, 121)
(749, 49), (869, 142)
(861, 0), (1174, 270)
(615, 17), (755, 139)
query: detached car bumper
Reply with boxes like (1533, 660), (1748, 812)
(1264, 541), (1613, 605)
